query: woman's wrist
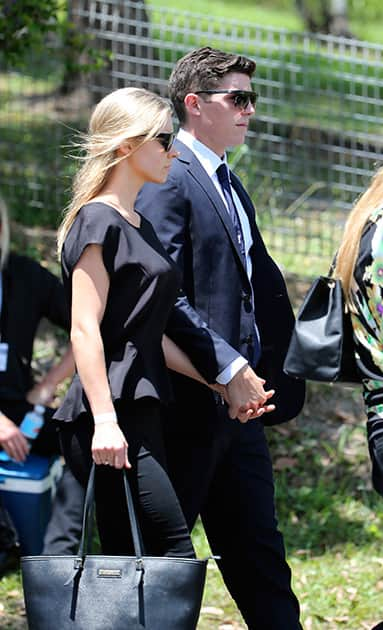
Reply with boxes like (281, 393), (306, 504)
(93, 411), (118, 425)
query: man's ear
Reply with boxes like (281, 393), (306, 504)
(184, 93), (201, 117)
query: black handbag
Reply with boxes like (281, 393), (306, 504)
(21, 464), (208, 629)
(283, 273), (360, 383)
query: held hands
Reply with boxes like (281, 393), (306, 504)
(91, 421), (131, 469)
(0, 414), (29, 462)
(226, 365), (275, 423)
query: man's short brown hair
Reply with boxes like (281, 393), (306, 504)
(169, 46), (256, 124)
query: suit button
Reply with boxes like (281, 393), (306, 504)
(242, 334), (253, 345)
(242, 293), (252, 313)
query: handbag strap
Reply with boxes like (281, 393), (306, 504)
(328, 253), (337, 278)
(122, 468), (144, 558)
(77, 464), (144, 561)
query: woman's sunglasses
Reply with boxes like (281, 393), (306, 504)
(195, 89), (258, 109)
(155, 132), (176, 152)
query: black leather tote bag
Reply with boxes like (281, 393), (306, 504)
(283, 274), (360, 383)
(21, 464), (208, 630)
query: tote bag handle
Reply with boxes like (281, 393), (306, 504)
(77, 463), (144, 561)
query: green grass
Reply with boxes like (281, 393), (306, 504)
(149, 0), (302, 32)
(149, 0), (383, 43)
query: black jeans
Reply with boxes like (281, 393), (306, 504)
(59, 397), (195, 558)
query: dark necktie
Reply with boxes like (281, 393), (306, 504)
(216, 163), (261, 366)
(216, 163), (246, 260)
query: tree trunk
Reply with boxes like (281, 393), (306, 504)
(328, 0), (352, 37)
(295, 0), (352, 37)
(59, 0), (86, 95)
(86, 0), (159, 100)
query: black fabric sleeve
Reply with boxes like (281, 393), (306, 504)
(62, 204), (122, 278)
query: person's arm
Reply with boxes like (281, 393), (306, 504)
(162, 334), (206, 384)
(26, 346), (75, 406)
(162, 334), (227, 398)
(70, 244), (130, 469)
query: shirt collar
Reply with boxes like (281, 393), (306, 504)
(177, 128), (227, 178)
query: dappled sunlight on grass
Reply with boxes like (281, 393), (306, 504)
(291, 547), (383, 629)
(267, 379), (383, 628)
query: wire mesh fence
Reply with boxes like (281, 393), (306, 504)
(1, 0), (383, 273)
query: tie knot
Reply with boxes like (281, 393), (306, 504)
(216, 163), (230, 187)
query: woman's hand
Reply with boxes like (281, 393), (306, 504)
(91, 422), (131, 469)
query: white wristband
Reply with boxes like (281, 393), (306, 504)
(93, 411), (118, 425)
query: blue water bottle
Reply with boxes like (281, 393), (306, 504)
(19, 405), (45, 440)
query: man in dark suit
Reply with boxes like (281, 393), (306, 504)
(136, 47), (305, 629)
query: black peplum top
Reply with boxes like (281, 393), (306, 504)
(54, 202), (181, 422)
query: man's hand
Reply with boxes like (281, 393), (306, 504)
(0, 413), (30, 462)
(226, 365), (275, 423)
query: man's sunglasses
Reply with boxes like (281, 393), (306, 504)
(155, 132), (176, 152)
(195, 89), (258, 109)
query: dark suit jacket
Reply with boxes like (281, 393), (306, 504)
(136, 139), (305, 428)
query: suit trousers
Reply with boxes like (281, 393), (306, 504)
(163, 403), (302, 630)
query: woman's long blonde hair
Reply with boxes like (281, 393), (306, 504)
(0, 195), (11, 269)
(57, 87), (172, 257)
(335, 166), (383, 306)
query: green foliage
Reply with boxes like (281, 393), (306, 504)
(0, 0), (65, 65)
(0, 0), (110, 80)
(0, 116), (82, 227)
(348, 0), (383, 22)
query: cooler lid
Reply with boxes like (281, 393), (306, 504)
(0, 454), (54, 480)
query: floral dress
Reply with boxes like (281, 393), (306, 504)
(350, 206), (383, 493)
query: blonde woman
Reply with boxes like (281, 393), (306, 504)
(336, 166), (383, 497)
(54, 87), (221, 557)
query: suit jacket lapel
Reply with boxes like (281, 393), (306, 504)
(175, 141), (247, 273)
